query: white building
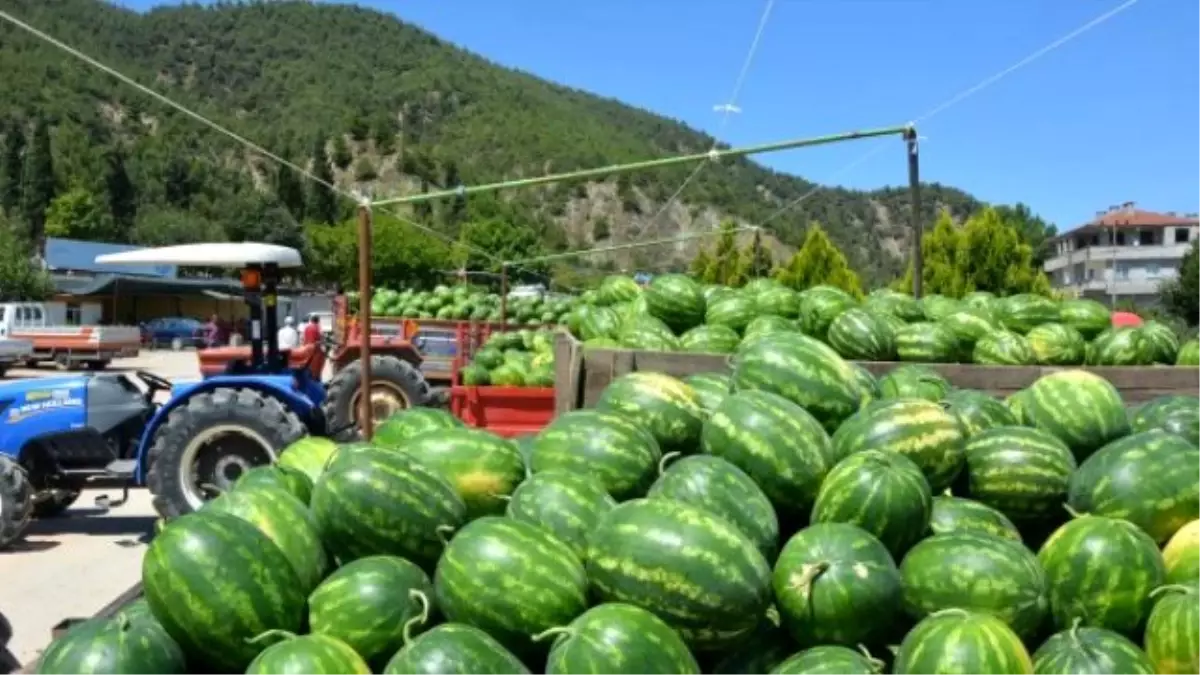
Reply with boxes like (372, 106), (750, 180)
(1043, 203), (1198, 307)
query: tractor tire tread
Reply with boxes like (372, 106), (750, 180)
(323, 355), (431, 441)
(0, 456), (33, 551)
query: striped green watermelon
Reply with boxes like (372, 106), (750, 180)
(930, 495), (1022, 541)
(707, 610), (794, 674)
(830, 397), (965, 491)
(311, 446), (467, 570)
(895, 322), (960, 363)
(875, 310), (908, 335)
(1138, 321), (1181, 364)
(683, 372), (733, 413)
(1024, 370), (1130, 460)
(704, 284), (734, 302)
(649, 454), (780, 560)
(742, 314), (797, 342)
(276, 436), (339, 484)
(701, 389), (833, 520)
(538, 603), (700, 674)
(1037, 515), (1165, 636)
(1130, 395), (1200, 446)
(756, 286), (801, 319)
(234, 465), (313, 505)
(865, 289), (925, 322)
(1089, 327), (1154, 366)
(596, 275), (643, 306)
(962, 425), (1077, 525)
(899, 531), (1049, 638)
(245, 632), (370, 675)
(942, 389), (1018, 437)
(771, 646), (883, 674)
(893, 609), (1033, 674)
(974, 330), (1037, 365)
(772, 522), (901, 648)
(382, 623), (530, 674)
(1058, 299), (1112, 340)
(705, 293), (759, 334)
(941, 308), (1000, 350)
(1027, 323), (1087, 365)
(586, 498), (772, 650)
(811, 449), (933, 558)
(998, 294), (1059, 334)
(505, 470), (616, 558)
(36, 607), (186, 675)
(644, 274), (707, 333)
(308, 555), (434, 666)
(877, 364), (950, 402)
(577, 306), (622, 340)
(826, 308), (897, 361)
(1144, 585), (1200, 675)
(1031, 621), (1154, 674)
(797, 286), (857, 339)
(204, 483), (329, 591)
(435, 517), (587, 659)
(1067, 430), (1199, 543)
(619, 314), (680, 351)
(921, 294), (961, 321)
(530, 409), (661, 499)
(1177, 339), (1200, 366)
(963, 290), (997, 311)
(142, 511), (306, 672)
(595, 372), (705, 455)
(679, 324), (741, 354)
(375, 408), (463, 449)
(1163, 520), (1200, 585)
(400, 428), (525, 520)
(1006, 389), (1033, 425)
(731, 333), (868, 432)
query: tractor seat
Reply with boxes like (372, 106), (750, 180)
(198, 344), (325, 379)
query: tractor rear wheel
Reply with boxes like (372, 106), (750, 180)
(146, 388), (306, 520)
(324, 355), (432, 441)
(0, 456), (33, 551)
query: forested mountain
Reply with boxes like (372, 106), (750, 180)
(0, 0), (1048, 286)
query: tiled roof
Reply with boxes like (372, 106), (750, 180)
(1054, 209), (1198, 240)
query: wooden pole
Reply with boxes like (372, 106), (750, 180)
(499, 263), (509, 327)
(356, 203), (374, 440)
(906, 128), (925, 299)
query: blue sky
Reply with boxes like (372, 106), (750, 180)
(122, 0), (1197, 232)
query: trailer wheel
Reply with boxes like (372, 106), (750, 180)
(146, 388), (306, 520)
(324, 355), (431, 441)
(0, 456), (33, 551)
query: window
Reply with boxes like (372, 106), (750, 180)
(1146, 263), (1161, 278)
(1139, 230), (1155, 246)
(1087, 268), (1096, 280)
(1117, 266), (1129, 280)
(65, 303), (82, 326)
(1177, 228), (1191, 244)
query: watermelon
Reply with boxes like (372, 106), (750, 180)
(743, 314), (796, 340)
(942, 389), (1018, 437)
(505, 470), (616, 559)
(204, 483), (329, 591)
(865, 289), (924, 322)
(895, 322), (960, 362)
(586, 498), (772, 650)
(893, 609), (1033, 674)
(1138, 321), (1181, 364)
(679, 324), (741, 354)
(245, 632), (371, 675)
(683, 372), (733, 413)
(1089, 327), (1153, 366)
(383, 623), (530, 674)
(538, 603), (700, 674)
(36, 608), (185, 675)
(577, 306), (621, 340)
(595, 372), (704, 455)
(1023, 370), (1130, 460)
(963, 291), (997, 311)
(1031, 622), (1154, 674)
(701, 390), (833, 519)
(732, 333), (867, 431)
(644, 274), (707, 333)
(530, 409), (661, 499)
(400, 428), (525, 520)
(1143, 585), (1200, 675)
(707, 611), (794, 674)
(311, 446), (467, 570)
(705, 293), (758, 334)
(596, 275), (643, 306)
(826, 308), (897, 361)
(941, 308), (1000, 349)
(756, 286), (801, 319)
(434, 517), (587, 659)
(810, 449), (933, 558)
(141, 511), (306, 672)
(998, 294), (1059, 333)
(921, 294), (961, 321)
(308, 555), (434, 666)
(1067, 430), (1199, 543)
(1027, 323), (1087, 365)
(1163, 519), (1200, 585)
(648, 454), (780, 560)
(1177, 339), (1200, 366)
(962, 426), (1077, 525)
(1058, 299), (1112, 340)
(375, 408), (463, 449)
(1007, 389), (1033, 425)
(772, 522), (901, 648)
(899, 531), (1049, 638)
(930, 495), (1022, 541)
(877, 364), (950, 402)
(234, 465), (313, 505)
(619, 315), (680, 351)
(276, 436), (339, 484)
(974, 330), (1037, 365)
(771, 646), (883, 674)
(797, 285), (857, 339)
(1037, 515), (1165, 636)
(1130, 395), (1200, 446)
(830, 398), (965, 492)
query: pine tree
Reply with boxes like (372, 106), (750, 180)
(104, 146), (137, 237)
(21, 116), (55, 251)
(274, 160), (306, 222)
(308, 135), (339, 225)
(162, 156), (193, 208)
(897, 209), (963, 296)
(0, 119), (25, 218)
(746, 229), (773, 279)
(774, 222), (862, 296)
(331, 134), (352, 170)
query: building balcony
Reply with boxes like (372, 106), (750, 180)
(1054, 277), (1169, 297)
(1044, 242), (1193, 272)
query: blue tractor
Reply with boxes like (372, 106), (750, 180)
(0, 243), (432, 548)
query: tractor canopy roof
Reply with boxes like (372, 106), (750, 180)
(95, 242), (303, 269)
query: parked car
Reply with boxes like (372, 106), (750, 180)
(141, 317), (206, 350)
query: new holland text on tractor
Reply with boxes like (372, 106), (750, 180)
(0, 243), (432, 548)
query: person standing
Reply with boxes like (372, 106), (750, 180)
(203, 314), (221, 348)
(303, 314), (322, 346)
(278, 316), (299, 350)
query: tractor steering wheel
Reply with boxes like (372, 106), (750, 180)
(136, 370), (173, 397)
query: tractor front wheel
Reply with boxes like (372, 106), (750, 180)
(31, 489), (81, 518)
(324, 355), (432, 441)
(0, 456), (33, 551)
(146, 388), (306, 520)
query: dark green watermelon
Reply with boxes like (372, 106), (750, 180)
(679, 324), (741, 354)
(826, 308), (897, 361)
(1130, 395), (1200, 446)
(930, 495), (1021, 541)
(644, 274), (707, 333)
(382, 623), (530, 674)
(245, 632), (370, 674)
(830, 398), (965, 492)
(1024, 370), (1130, 460)
(505, 470), (616, 558)
(530, 409), (662, 500)
(895, 322), (961, 363)
(771, 646), (883, 674)
(1143, 584), (1200, 675)
(705, 293), (758, 334)
(400, 428), (525, 519)
(796, 286), (857, 340)
(893, 609), (1033, 674)
(374, 408), (463, 449)
(963, 426), (1077, 526)
(707, 610), (794, 674)
(539, 603), (699, 674)
(1031, 622), (1154, 674)
(974, 330), (1038, 365)
(595, 372), (705, 456)
(233, 464), (313, 504)
(877, 364), (951, 402)
(683, 372), (733, 413)
(811, 450), (933, 558)
(36, 606), (185, 674)
(942, 389), (1018, 437)
(276, 436), (339, 484)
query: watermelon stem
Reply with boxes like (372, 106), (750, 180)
(402, 590), (431, 645)
(246, 629), (297, 646)
(435, 524), (456, 544)
(530, 626), (572, 643)
(855, 644), (885, 674)
(1149, 584), (1197, 599)
(657, 451), (682, 475)
(792, 562), (830, 598)
(1062, 503), (1084, 519)
(1067, 617), (1085, 648)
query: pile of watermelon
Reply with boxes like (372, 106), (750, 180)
(568, 274), (1199, 367)
(36, 341), (1199, 675)
(371, 285), (576, 324)
(459, 329), (556, 388)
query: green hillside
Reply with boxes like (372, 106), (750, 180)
(0, 0), (1036, 286)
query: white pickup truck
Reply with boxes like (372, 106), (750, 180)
(0, 337), (33, 377)
(0, 302), (140, 370)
